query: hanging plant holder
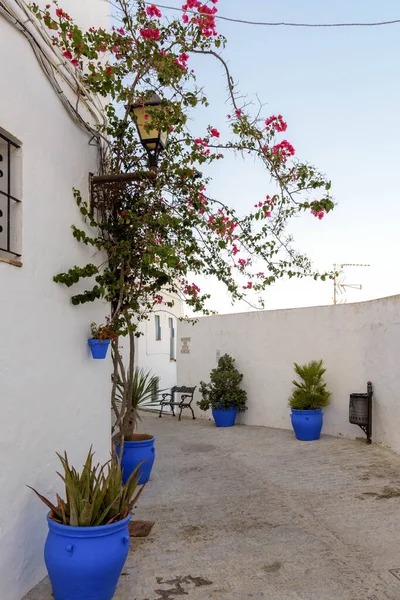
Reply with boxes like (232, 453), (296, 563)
(89, 171), (155, 215)
(88, 338), (111, 359)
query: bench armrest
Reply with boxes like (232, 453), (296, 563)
(179, 394), (194, 405)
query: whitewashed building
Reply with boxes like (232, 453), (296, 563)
(136, 291), (183, 393)
(0, 1), (111, 599)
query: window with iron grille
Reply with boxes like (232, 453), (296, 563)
(0, 128), (22, 259)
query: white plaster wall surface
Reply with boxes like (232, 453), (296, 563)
(136, 292), (182, 391)
(177, 295), (400, 452)
(0, 2), (110, 599)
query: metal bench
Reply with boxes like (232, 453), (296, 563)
(159, 386), (196, 420)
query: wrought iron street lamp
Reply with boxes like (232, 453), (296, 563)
(90, 93), (168, 198)
(130, 93), (168, 169)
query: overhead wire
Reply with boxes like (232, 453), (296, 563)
(2, 0), (397, 164)
(144, 2), (400, 28)
(0, 0), (110, 163)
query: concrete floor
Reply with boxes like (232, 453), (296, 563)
(25, 413), (400, 600)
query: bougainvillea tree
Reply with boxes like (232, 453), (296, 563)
(30, 0), (334, 441)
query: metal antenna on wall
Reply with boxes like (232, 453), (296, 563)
(333, 263), (370, 305)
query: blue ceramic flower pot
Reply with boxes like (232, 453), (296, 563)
(117, 435), (156, 485)
(44, 513), (131, 600)
(291, 408), (323, 441)
(212, 406), (237, 427)
(88, 338), (110, 359)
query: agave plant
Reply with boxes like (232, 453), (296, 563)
(28, 448), (144, 527)
(114, 368), (162, 441)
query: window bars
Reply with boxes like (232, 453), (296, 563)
(0, 130), (21, 256)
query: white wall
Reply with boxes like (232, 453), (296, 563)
(136, 292), (183, 391)
(0, 2), (110, 599)
(178, 295), (400, 451)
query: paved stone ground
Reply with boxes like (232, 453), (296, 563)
(25, 413), (400, 600)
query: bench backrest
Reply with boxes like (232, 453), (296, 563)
(171, 385), (196, 396)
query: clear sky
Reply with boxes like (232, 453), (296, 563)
(161, 1), (400, 313)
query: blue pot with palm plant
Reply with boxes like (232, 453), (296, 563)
(289, 360), (332, 441)
(114, 368), (162, 484)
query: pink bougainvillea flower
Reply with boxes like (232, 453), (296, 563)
(179, 52), (190, 63)
(62, 50), (73, 60)
(55, 8), (63, 17)
(183, 282), (201, 299)
(182, 0), (218, 36)
(311, 208), (326, 220)
(140, 28), (161, 41)
(146, 4), (162, 18)
(210, 127), (220, 138)
(265, 114), (288, 132)
(235, 109), (242, 117)
(272, 140), (295, 162)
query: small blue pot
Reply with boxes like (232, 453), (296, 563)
(291, 408), (323, 441)
(88, 338), (110, 359)
(117, 435), (155, 485)
(212, 406), (237, 427)
(44, 513), (131, 600)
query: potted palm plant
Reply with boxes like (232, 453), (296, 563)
(288, 359), (332, 441)
(198, 354), (247, 427)
(114, 368), (161, 484)
(28, 448), (144, 600)
(88, 318), (117, 359)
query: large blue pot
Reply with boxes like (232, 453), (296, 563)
(291, 408), (323, 441)
(212, 406), (237, 427)
(44, 513), (131, 600)
(117, 435), (155, 485)
(88, 339), (110, 359)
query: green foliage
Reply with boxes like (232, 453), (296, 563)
(28, 448), (144, 527)
(288, 360), (332, 410)
(90, 319), (117, 340)
(32, 0), (336, 329)
(53, 264), (99, 288)
(115, 368), (161, 439)
(198, 354), (247, 412)
(29, 0), (336, 441)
